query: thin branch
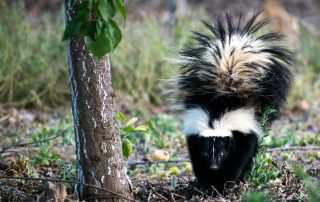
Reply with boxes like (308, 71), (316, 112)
(147, 191), (152, 202)
(267, 146), (320, 152)
(171, 193), (185, 200)
(129, 145), (320, 166)
(194, 187), (215, 200)
(170, 193), (176, 202)
(128, 158), (190, 166)
(128, 146), (320, 167)
(148, 182), (170, 202)
(0, 176), (135, 201)
(0, 128), (69, 154)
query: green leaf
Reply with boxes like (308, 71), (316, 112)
(70, 0), (77, 6)
(126, 117), (138, 126)
(79, 21), (97, 40)
(98, 0), (116, 21)
(114, 0), (126, 19)
(62, 19), (80, 41)
(122, 125), (136, 133)
(79, 0), (90, 9)
(85, 31), (112, 59)
(107, 19), (122, 49)
(135, 125), (149, 132)
(126, 135), (137, 145)
(116, 111), (126, 123)
(122, 139), (132, 159)
(75, 7), (90, 21)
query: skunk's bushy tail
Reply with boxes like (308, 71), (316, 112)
(169, 13), (292, 113)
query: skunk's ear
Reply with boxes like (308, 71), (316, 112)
(187, 134), (202, 146)
(231, 130), (244, 137)
(231, 130), (254, 144)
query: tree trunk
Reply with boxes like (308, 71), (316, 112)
(64, 1), (132, 201)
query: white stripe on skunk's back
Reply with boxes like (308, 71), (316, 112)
(183, 107), (261, 136)
(200, 128), (232, 137)
(183, 107), (211, 135)
(213, 108), (261, 135)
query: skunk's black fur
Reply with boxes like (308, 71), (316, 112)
(168, 13), (292, 195)
(187, 132), (258, 194)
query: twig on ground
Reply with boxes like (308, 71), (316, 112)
(132, 176), (191, 184)
(0, 128), (69, 153)
(170, 193), (176, 202)
(172, 193), (186, 200)
(147, 181), (170, 201)
(147, 191), (152, 202)
(128, 158), (190, 166)
(194, 187), (215, 200)
(129, 146), (320, 166)
(212, 186), (224, 198)
(267, 146), (320, 152)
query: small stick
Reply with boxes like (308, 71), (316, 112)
(147, 191), (152, 202)
(148, 182), (170, 201)
(194, 187), (215, 200)
(128, 158), (190, 166)
(170, 193), (176, 202)
(172, 193), (185, 200)
(0, 128), (70, 154)
(267, 146), (320, 152)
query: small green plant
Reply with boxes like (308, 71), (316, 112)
(59, 160), (77, 181)
(26, 116), (74, 165)
(146, 115), (183, 150)
(245, 108), (280, 188)
(58, 160), (77, 191)
(30, 143), (61, 165)
(260, 107), (277, 133)
(116, 111), (148, 159)
(246, 152), (280, 189)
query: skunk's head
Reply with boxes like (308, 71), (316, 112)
(184, 107), (261, 170)
(198, 135), (234, 170)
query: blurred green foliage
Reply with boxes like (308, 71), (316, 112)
(288, 26), (320, 107)
(299, 27), (320, 77)
(0, 2), (69, 107)
(0, 2), (197, 108)
(111, 16), (192, 105)
(2, 2), (318, 109)
(293, 165), (320, 202)
(146, 114), (184, 151)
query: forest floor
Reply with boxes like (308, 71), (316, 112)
(0, 102), (319, 201)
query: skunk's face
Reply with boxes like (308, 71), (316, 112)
(199, 136), (233, 170)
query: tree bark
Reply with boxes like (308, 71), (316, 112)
(64, 1), (132, 201)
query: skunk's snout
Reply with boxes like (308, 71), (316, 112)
(209, 160), (220, 170)
(209, 164), (219, 170)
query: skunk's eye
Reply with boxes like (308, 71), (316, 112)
(203, 153), (209, 158)
(219, 153), (224, 158)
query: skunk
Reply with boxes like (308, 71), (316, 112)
(167, 13), (292, 194)
(185, 108), (259, 194)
